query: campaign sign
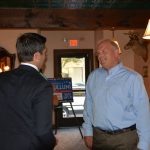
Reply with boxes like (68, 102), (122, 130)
(48, 78), (73, 102)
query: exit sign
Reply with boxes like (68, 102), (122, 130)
(69, 40), (78, 47)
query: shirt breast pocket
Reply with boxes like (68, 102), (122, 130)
(109, 82), (132, 108)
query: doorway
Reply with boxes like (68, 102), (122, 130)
(54, 49), (93, 126)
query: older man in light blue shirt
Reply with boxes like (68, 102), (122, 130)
(82, 39), (150, 150)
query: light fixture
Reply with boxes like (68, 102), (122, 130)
(143, 19), (150, 40)
(111, 27), (122, 54)
(4, 65), (10, 71)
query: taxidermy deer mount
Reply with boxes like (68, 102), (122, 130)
(124, 32), (148, 62)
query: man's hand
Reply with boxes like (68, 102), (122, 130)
(84, 136), (93, 149)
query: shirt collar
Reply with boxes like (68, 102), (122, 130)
(106, 62), (123, 76)
(103, 62), (123, 76)
(21, 63), (39, 72)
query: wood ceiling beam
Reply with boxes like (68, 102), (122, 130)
(0, 9), (149, 30)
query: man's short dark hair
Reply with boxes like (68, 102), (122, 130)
(16, 33), (46, 62)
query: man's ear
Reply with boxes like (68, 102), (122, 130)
(114, 49), (120, 60)
(33, 52), (41, 62)
(114, 49), (119, 55)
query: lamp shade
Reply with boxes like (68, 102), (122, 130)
(143, 19), (150, 39)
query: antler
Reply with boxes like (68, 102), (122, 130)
(124, 31), (139, 36)
(124, 31), (140, 40)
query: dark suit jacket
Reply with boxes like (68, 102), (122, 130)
(0, 65), (56, 150)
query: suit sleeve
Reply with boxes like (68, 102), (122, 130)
(32, 82), (56, 149)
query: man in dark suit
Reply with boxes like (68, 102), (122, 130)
(0, 33), (56, 150)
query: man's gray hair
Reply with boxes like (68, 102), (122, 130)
(96, 39), (119, 51)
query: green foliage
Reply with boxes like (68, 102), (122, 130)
(62, 58), (82, 68)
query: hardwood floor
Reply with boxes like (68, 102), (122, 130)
(54, 127), (88, 150)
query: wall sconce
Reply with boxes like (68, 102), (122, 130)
(112, 27), (122, 54)
(0, 47), (16, 73)
(143, 19), (150, 40)
(4, 65), (10, 71)
(0, 57), (11, 72)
